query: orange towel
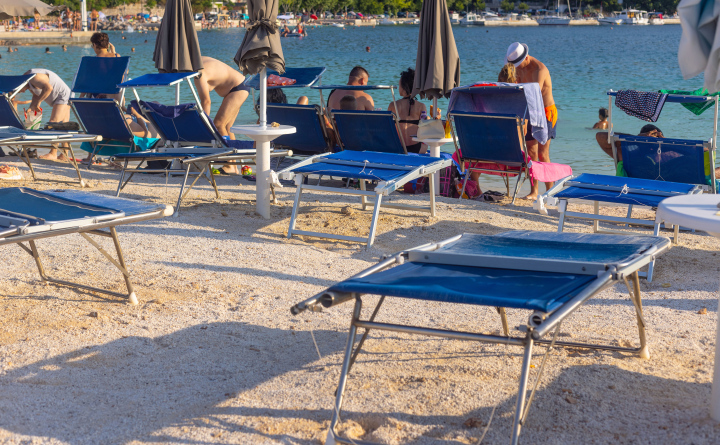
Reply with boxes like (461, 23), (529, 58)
(544, 104), (558, 128)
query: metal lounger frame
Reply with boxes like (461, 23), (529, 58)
(292, 235), (667, 445)
(0, 205), (171, 305)
(449, 111), (530, 204)
(278, 153), (449, 247)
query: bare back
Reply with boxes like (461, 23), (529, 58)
(194, 56), (245, 98)
(328, 89), (374, 111)
(516, 56), (554, 108)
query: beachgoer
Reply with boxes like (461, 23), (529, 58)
(498, 63), (517, 83)
(507, 42), (557, 200)
(7, 47), (11, 53)
(131, 47), (135, 52)
(20, 69), (72, 160)
(194, 56), (250, 174)
(366, 46), (370, 52)
(281, 24), (290, 36)
(327, 66), (374, 111)
(91, 9), (99, 32)
(90, 32), (118, 57)
(34, 11), (40, 30)
(593, 108), (609, 129)
(387, 68), (427, 154)
(62, 44), (67, 51)
(45, 47), (52, 54)
(339, 95), (356, 110)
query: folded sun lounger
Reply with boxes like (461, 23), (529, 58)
(277, 151), (450, 246)
(291, 230), (671, 445)
(0, 187), (172, 305)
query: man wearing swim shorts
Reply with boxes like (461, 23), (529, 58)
(194, 56), (250, 174)
(20, 69), (72, 160)
(507, 42), (557, 200)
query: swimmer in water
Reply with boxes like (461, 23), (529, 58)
(593, 107), (609, 130)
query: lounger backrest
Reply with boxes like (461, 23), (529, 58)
(70, 98), (134, 141)
(333, 110), (406, 154)
(618, 135), (708, 185)
(72, 56), (131, 95)
(451, 111), (526, 165)
(0, 95), (25, 129)
(140, 101), (223, 147)
(0, 74), (35, 97)
(267, 103), (331, 154)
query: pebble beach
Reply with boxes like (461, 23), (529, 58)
(1, 158), (720, 444)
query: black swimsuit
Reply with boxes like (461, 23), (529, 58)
(398, 97), (422, 152)
(229, 83), (253, 94)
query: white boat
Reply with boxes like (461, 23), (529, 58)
(597, 13), (622, 25)
(537, 15), (571, 25)
(378, 19), (396, 25)
(459, 12), (479, 26)
(648, 12), (665, 25)
(450, 12), (460, 24)
(330, 23), (344, 27)
(618, 9), (649, 25)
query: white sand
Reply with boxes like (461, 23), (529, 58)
(1, 156), (720, 444)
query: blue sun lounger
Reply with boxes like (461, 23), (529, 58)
(332, 110), (407, 154)
(277, 151), (450, 246)
(291, 230), (671, 445)
(266, 103), (335, 155)
(0, 74), (102, 186)
(0, 187), (172, 305)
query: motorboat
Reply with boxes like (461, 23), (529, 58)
(618, 9), (649, 25)
(597, 12), (622, 25)
(378, 18), (396, 25)
(450, 12), (460, 24)
(330, 22), (344, 27)
(537, 14), (571, 25)
(459, 12), (479, 25)
(648, 12), (664, 25)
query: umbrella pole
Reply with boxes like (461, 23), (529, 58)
(256, 67), (271, 218)
(175, 84), (181, 105)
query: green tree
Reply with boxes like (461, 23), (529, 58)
(334, 0), (355, 16)
(146, 0), (156, 12)
(280, 0), (296, 13)
(499, 0), (514, 12)
(357, 0), (383, 14)
(384, 0), (411, 17)
(473, 0), (485, 12)
(517, 2), (528, 11)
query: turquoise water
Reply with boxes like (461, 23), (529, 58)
(1, 25), (713, 183)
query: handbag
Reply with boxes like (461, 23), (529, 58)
(416, 118), (446, 140)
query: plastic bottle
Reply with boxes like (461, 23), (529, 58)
(420, 110), (427, 120)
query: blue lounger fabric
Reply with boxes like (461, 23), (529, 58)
(118, 72), (198, 88)
(72, 57), (130, 95)
(0, 75), (34, 95)
(292, 151), (442, 182)
(0, 96), (24, 129)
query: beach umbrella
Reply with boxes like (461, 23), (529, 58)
(0, 0), (58, 20)
(678, 0), (720, 93)
(98, 11), (106, 20)
(153, 0), (204, 74)
(310, 14), (318, 20)
(412, 0), (460, 100)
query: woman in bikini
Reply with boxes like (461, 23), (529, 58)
(388, 68), (427, 154)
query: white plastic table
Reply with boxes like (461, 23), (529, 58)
(231, 124), (295, 219)
(412, 136), (453, 195)
(656, 194), (720, 420)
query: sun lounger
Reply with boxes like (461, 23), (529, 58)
(242, 66), (326, 91)
(291, 230), (671, 445)
(0, 74), (102, 186)
(535, 91), (717, 281)
(0, 187), (172, 305)
(277, 151), (450, 246)
(113, 100), (290, 216)
(332, 110), (407, 154)
(448, 84), (572, 204)
(266, 103), (335, 155)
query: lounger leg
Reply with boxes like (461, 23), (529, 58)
(347, 296), (385, 373)
(625, 272), (649, 359)
(625, 204), (633, 227)
(496, 307), (509, 336)
(27, 240), (49, 281)
(116, 159), (129, 196)
(459, 174), (468, 200)
(108, 227), (137, 305)
(359, 179), (367, 210)
(327, 298), (363, 445)
(557, 200), (568, 233)
(366, 194), (383, 247)
(287, 176), (304, 239)
(673, 224), (680, 244)
(174, 163), (193, 217)
(21, 146), (37, 180)
(208, 165), (220, 199)
(428, 173), (436, 218)
(510, 171), (525, 205)
(181, 163), (209, 202)
(85, 143), (101, 171)
(593, 201), (600, 233)
(511, 337), (535, 445)
(66, 144), (87, 188)
(118, 160), (140, 195)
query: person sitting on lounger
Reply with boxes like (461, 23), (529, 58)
(19, 68), (72, 160)
(388, 67), (428, 154)
(327, 66), (374, 111)
(91, 32), (118, 58)
(339, 95), (356, 110)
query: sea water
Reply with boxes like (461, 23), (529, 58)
(1, 25), (712, 181)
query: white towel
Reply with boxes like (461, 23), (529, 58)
(678, 0), (720, 93)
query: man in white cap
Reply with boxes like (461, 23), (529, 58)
(506, 42), (557, 200)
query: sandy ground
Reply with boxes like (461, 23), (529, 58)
(1, 155), (720, 444)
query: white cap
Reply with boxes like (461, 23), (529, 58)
(506, 42), (529, 67)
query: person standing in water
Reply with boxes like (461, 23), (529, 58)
(506, 42), (557, 201)
(593, 108), (609, 129)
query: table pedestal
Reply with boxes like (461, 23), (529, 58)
(231, 124), (296, 219)
(412, 137), (454, 195)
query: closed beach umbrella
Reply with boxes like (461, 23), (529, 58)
(0, 0), (57, 20)
(412, 0), (460, 99)
(678, 0), (720, 93)
(153, 0), (203, 73)
(234, 0), (285, 76)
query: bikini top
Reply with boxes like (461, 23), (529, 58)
(397, 96), (419, 124)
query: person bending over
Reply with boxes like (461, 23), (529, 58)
(327, 66), (374, 111)
(387, 67), (427, 154)
(20, 69), (72, 160)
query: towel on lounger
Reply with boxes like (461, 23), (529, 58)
(615, 90), (668, 122)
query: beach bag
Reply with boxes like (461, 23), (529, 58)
(23, 107), (42, 130)
(416, 118), (445, 140)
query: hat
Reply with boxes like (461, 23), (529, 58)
(506, 42), (529, 67)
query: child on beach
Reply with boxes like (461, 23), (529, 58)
(593, 108), (609, 129)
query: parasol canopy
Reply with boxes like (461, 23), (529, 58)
(412, 0), (460, 99)
(234, 0), (285, 75)
(0, 0), (58, 21)
(153, 0), (204, 73)
(678, 0), (720, 93)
